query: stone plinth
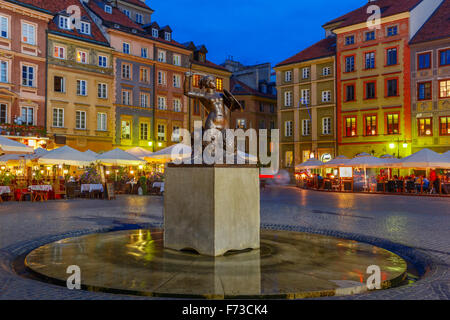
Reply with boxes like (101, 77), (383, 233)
(164, 164), (260, 257)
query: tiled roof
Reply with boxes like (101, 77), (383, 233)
(192, 59), (230, 72)
(16, 0), (109, 45)
(88, 0), (145, 31)
(5, 0), (52, 13)
(276, 37), (336, 67)
(323, 0), (423, 29)
(410, 0), (450, 44)
(230, 79), (276, 99)
(120, 0), (153, 11)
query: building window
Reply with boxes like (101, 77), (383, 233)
(322, 90), (331, 102)
(136, 13), (143, 24)
(418, 82), (432, 100)
(97, 113), (107, 131)
(165, 32), (171, 41)
(80, 22), (90, 35)
(386, 48), (398, 66)
(75, 111), (86, 129)
(0, 16), (8, 38)
(140, 93), (150, 108)
(158, 50), (166, 62)
(365, 31), (375, 41)
(123, 42), (130, 54)
(98, 55), (107, 67)
(387, 25), (398, 37)
(173, 54), (181, 66)
(157, 124), (166, 141)
(141, 47), (148, 58)
(216, 78), (223, 91)
(152, 28), (159, 37)
(157, 71), (166, 85)
(173, 98), (181, 112)
(259, 120), (266, 129)
(322, 67), (331, 76)
(54, 76), (65, 93)
(237, 119), (247, 129)
(285, 71), (292, 82)
(76, 80), (87, 96)
(270, 104), (275, 113)
(418, 52), (431, 70)
(302, 67), (310, 79)
(440, 116), (450, 136)
(121, 120), (131, 140)
(198, 53), (206, 62)
(365, 81), (376, 99)
(270, 120), (275, 130)
(365, 115), (377, 136)
(365, 52), (375, 69)
(22, 22), (35, 45)
(22, 65), (34, 87)
(76, 50), (88, 63)
(322, 117), (332, 135)
(52, 108), (64, 128)
(345, 56), (355, 72)
(0, 60), (8, 83)
(53, 46), (65, 59)
(301, 89), (310, 105)
(193, 99), (200, 115)
(386, 113), (399, 135)
(20, 106), (34, 125)
(173, 74), (181, 88)
(440, 49), (450, 66)
(345, 117), (356, 137)
(345, 35), (355, 45)
(345, 84), (355, 101)
(140, 67), (149, 83)
(418, 118), (432, 136)
(140, 123), (149, 140)
(123, 9), (130, 17)
(172, 126), (180, 142)
(122, 64), (131, 79)
(386, 78), (398, 97)
(158, 96), (167, 110)
(104, 5), (112, 14)
(259, 103), (264, 113)
(302, 119), (311, 136)
(0, 104), (7, 123)
(58, 16), (69, 30)
(98, 83), (107, 99)
(284, 121), (293, 137)
(122, 90), (131, 105)
(439, 80), (450, 98)
(284, 91), (292, 107)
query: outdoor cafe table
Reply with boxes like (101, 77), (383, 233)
(29, 185), (52, 202)
(81, 184), (104, 193)
(0, 186), (10, 195)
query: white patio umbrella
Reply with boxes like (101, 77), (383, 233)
(83, 150), (98, 158)
(347, 155), (386, 189)
(96, 148), (145, 166)
(295, 159), (324, 169)
(126, 147), (153, 160)
(0, 136), (33, 154)
(399, 148), (449, 168)
(443, 150), (450, 161)
(146, 144), (192, 163)
(39, 146), (96, 166)
(322, 156), (350, 168)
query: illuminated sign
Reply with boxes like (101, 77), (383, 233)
(339, 167), (353, 178)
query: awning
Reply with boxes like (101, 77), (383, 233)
(398, 148), (449, 168)
(126, 147), (153, 160)
(96, 148), (146, 166)
(295, 159), (324, 169)
(0, 136), (33, 154)
(146, 144), (192, 163)
(39, 146), (96, 166)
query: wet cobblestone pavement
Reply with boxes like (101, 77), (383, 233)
(0, 186), (448, 300)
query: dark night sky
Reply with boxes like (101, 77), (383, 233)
(148, 0), (365, 67)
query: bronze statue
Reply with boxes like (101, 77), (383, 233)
(184, 72), (243, 132)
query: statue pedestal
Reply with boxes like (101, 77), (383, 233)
(164, 164), (260, 257)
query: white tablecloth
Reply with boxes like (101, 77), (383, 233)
(81, 184), (104, 193)
(153, 182), (164, 193)
(0, 186), (11, 195)
(29, 185), (52, 192)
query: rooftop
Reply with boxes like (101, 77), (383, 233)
(410, 0), (450, 44)
(230, 79), (276, 99)
(276, 37), (336, 68)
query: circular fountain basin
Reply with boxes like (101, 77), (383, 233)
(25, 229), (407, 299)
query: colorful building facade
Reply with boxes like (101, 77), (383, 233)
(410, 0), (450, 153)
(275, 37), (337, 170)
(323, 0), (444, 158)
(0, 0), (52, 149)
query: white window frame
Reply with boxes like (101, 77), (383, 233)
(58, 16), (69, 30)
(285, 121), (293, 137)
(0, 103), (8, 124)
(284, 91), (292, 107)
(77, 79), (87, 96)
(123, 42), (130, 54)
(22, 22), (36, 45)
(158, 50), (166, 62)
(302, 67), (310, 79)
(122, 63), (131, 79)
(104, 5), (112, 14)
(301, 89), (310, 105)
(54, 75), (65, 93)
(157, 124), (166, 141)
(122, 90), (131, 105)
(173, 74), (181, 88)
(97, 113), (107, 131)
(140, 122), (149, 140)
(52, 108), (64, 128)
(75, 110), (86, 130)
(98, 55), (107, 67)
(22, 65), (35, 87)
(77, 50), (88, 64)
(54, 45), (65, 59)
(20, 106), (34, 125)
(302, 119), (311, 136)
(98, 83), (107, 99)
(0, 15), (9, 38)
(123, 9), (130, 17)
(165, 32), (171, 41)
(158, 96), (167, 110)
(140, 93), (149, 108)
(136, 13), (143, 24)
(322, 67), (331, 76)
(172, 125), (180, 142)
(80, 21), (90, 35)
(0, 60), (8, 83)
(173, 54), (181, 66)
(158, 71), (166, 85)
(285, 71), (292, 82)
(152, 28), (159, 37)
(141, 47), (148, 58)
(173, 98), (181, 112)
(321, 90), (331, 103)
(322, 117), (332, 135)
